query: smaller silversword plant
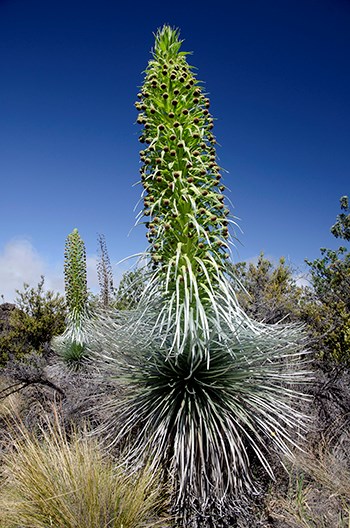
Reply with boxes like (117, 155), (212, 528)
(52, 228), (91, 368)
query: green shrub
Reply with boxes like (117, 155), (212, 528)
(305, 196), (350, 364)
(230, 254), (305, 324)
(0, 277), (66, 367)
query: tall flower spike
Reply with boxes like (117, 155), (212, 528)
(136, 25), (243, 360)
(97, 233), (114, 308)
(64, 228), (88, 318)
(52, 228), (91, 368)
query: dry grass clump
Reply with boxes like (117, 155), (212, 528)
(266, 439), (350, 528)
(0, 410), (169, 528)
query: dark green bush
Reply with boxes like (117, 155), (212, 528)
(230, 254), (305, 324)
(305, 196), (350, 364)
(0, 276), (66, 367)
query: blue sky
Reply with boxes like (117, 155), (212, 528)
(0, 0), (349, 300)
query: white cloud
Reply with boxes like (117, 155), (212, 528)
(0, 239), (61, 302)
(0, 239), (127, 304)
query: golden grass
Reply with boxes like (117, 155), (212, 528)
(0, 410), (169, 528)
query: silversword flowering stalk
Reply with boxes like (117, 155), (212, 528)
(52, 228), (91, 367)
(91, 26), (309, 526)
(134, 26), (248, 360)
(97, 233), (115, 308)
(64, 228), (88, 319)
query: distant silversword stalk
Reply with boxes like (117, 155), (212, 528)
(97, 234), (115, 308)
(64, 228), (88, 319)
(52, 228), (91, 368)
